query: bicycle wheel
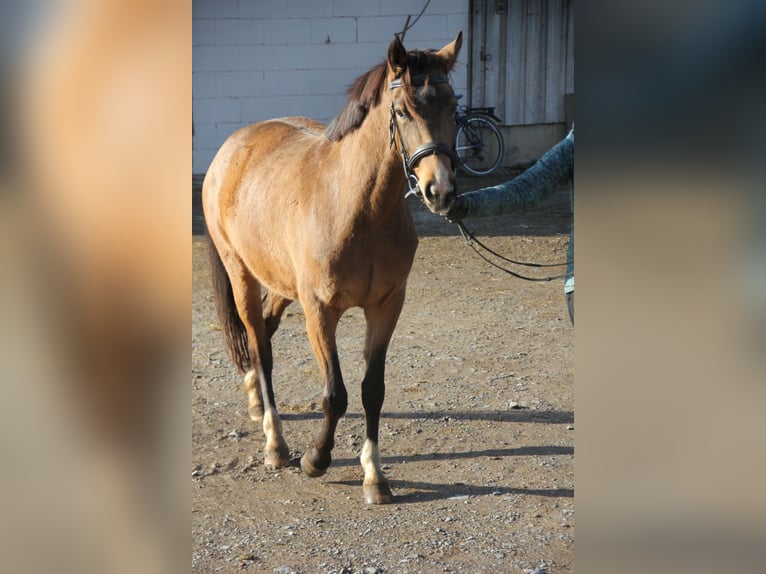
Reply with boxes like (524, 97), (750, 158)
(455, 115), (504, 176)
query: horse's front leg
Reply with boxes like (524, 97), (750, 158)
(360, 289), (406, 504)
(299, 297), (346, 478)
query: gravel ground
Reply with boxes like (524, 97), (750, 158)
(192, 175), (574, 573)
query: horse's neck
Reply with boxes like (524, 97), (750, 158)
(336, 109), (407, 217)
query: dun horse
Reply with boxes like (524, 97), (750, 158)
(204, 32), (462, 504)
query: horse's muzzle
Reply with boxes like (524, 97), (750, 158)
(422, 180), (457, 215)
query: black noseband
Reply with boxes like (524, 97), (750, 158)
(407, 142), (458, 172)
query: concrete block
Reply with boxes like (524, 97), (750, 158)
(261, 70), (313, 96)
(193, 97), (241, 124)
(307, 68), (362, 95)
(193, 45), (239, 72)
(193, 19), (216, 46)
(425, 0), (467, 14)
(193, 72), (217, 98)
(395, 16), (449, 41)
(193, 0), (238, 19)
(238, 45), (287, 71)
(279, 43), (381, 71)
(216, 70), (264, 97)
(238, 1), (287, 19)
(310, 17), (357, 44)
(356, 16), (404, 43)
(262, 18), (312, 45)
(333, 0), (379, 17)
(192, 122), (217, 147)
(288, 0), (333, 18)
(215, 19), (263, 45)
(379, 0), (421, 16)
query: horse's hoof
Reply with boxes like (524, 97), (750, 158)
(300, 452), (328, 478)
(363, 482), (394, 505)
(264, 444), (291, 469)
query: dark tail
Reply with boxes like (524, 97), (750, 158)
(207, 236), (252, 372)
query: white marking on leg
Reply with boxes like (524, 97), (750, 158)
(242, 369), (263, 422)
(360, 439), (386, 486)
(262, 407), (288, 466)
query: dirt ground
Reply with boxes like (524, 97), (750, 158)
(192, 173), (574, 573)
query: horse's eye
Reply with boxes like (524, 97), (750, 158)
(396, 109), (406, 119)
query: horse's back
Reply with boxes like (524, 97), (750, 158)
(203, 117), (326, 221)
(224, 117), (325, 157)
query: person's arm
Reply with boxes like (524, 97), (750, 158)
(448, 128), (573, 220)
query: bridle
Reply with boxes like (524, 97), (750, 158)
(389, 74), (567, 282)
(388, 74), (458, 198)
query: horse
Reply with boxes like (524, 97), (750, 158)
(203, 32), (462, 504)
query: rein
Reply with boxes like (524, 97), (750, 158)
(455, 221), (568, 282)
(388, 74), (458, 198)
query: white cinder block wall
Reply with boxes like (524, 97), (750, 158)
(193, 0), (469, 173)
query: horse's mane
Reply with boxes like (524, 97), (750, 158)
(324, 49), (451, 142)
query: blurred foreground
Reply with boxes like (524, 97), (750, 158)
(2, 1), (189, 573)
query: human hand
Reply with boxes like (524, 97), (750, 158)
(445, 195), (468, 222)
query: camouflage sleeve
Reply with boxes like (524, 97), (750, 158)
(462, 129), (574, 218)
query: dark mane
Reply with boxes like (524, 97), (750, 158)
(324, 63), (387, 141)
(324, 49), (452, 141)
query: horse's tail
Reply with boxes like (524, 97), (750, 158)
(207, 235), (252, 372)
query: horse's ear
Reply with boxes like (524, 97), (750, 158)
(387, 34), (408, 77)
(436, 31), (463, 71)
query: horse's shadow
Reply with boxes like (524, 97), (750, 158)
(279, 408), (574, 504)
(282, 409), (574, 425)
(321, 445), (574, 503)
(392, 482), (573, 504)
(325, 476), (573, 504)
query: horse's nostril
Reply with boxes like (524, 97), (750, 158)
(424, 183), (435, 201)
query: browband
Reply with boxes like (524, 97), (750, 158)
(389, 74), (450, 90)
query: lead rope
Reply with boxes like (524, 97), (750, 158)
(455, 221), (568, 282)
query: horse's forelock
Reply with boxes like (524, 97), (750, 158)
(400, 49), (452, 114)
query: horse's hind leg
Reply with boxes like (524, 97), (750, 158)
(298, 295), (346, 478)
(359, 289), (407, 504)
(242, 370), (264, 423)
(226, 264), (290, 468)
(242, 291), (292, 423)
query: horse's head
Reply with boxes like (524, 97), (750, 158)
(386, 32), (462, 216)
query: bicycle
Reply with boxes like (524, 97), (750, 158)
(454, 95), (505, 176)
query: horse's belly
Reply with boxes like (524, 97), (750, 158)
(324, 243), (417, 310)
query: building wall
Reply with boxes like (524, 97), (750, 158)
(192, 0), (469, 173)
(470, 0), (574, 166)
